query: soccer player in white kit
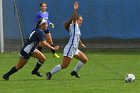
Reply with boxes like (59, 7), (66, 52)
(46, 2), (88, 80)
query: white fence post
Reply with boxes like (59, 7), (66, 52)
(0, 0), (4, 53)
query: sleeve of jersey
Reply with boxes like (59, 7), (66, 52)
(38, 31), (46, 42)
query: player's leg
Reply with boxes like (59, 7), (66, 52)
(31, 49), (46, 77)
(71, 50), (88, 78)
(46, 45), (73, 80)
(45, 32), (60, 58)
(61, 56), (72, 69)
(37, 43), (43, 52)
(3, 57), (28, 80)
(46, 56), (71, 80)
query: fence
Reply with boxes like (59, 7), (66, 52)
(2, 0), (140, 51)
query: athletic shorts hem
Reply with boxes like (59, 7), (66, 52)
(63, 48), (80, 58)
(19, 51), (33, 59)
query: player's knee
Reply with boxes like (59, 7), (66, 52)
(85, 57), (88, 62)
(16, 65), (24, 70)
(43, 57), (46, 62)
(61, 64), (69, 69)
(40, 57), (46, 63)
(83, 57), (88, 64)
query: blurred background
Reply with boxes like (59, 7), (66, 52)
(1, 0), (140, 52)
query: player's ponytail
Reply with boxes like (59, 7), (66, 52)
(64, 15), (82, 31)
(64, 18), (73, 31)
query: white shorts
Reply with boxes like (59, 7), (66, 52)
(63, 45), (80, 58)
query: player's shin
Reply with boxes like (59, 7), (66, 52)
(31, 60), (44, 77)
(32, 60), (43, 73)
(3, 66), (18, 78)
(50, 64), (62, 74)
(73, 61), (84, 72)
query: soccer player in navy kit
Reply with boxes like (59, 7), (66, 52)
(2, 18), (59, 80)
(46, 2), (88, 80)
(35, 2), (60, 58)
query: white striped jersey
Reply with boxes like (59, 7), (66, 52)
(67, 23), (81, 48)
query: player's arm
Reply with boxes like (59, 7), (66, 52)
(79, 39), (86, 48)
(72, 2), (79, 23)
(47, 12), (54, 28)
(37, 32), (59, 50)
(40, 40), (59, 50)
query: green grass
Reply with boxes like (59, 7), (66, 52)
(0, 51), (140, 93)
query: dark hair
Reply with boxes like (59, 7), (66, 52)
(64, 15), (82, 31)
(36, 18), (44, 29)
(64, 18), (73, 31)
(40, 2), (47, 7)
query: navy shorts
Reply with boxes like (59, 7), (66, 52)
(44, 29), (50, 34)
(19, 50), (32, 59)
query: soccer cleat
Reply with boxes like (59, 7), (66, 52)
(71, 71), (80, 78)
(2, 74), (9, 80)
(53, 53), (60, 58)
(46, 72), (52, 80)
(32, 71), (42, 77)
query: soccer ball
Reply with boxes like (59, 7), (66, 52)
(125, 74), (135, 83)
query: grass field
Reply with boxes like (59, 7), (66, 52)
(0, 51), (140, 93)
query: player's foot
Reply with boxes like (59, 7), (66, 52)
(53, 53), (60, 58)
(46, 72), (52, 80)
(32, 71), (42, 77)
(71, 71), (80, 78)
(2, 74), (9, 80)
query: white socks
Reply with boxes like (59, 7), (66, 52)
(50, 61), (84, 75)
(74, 61), (84, 72)
(50, 64), (62, 74)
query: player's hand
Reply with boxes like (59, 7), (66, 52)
(50, 23), (54, 28)
(80, 43), (86, 48)
(53, 45), (59, 50)
(74, 2), (79, 10)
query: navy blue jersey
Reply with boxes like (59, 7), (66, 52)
(20, 29), (46, 58)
